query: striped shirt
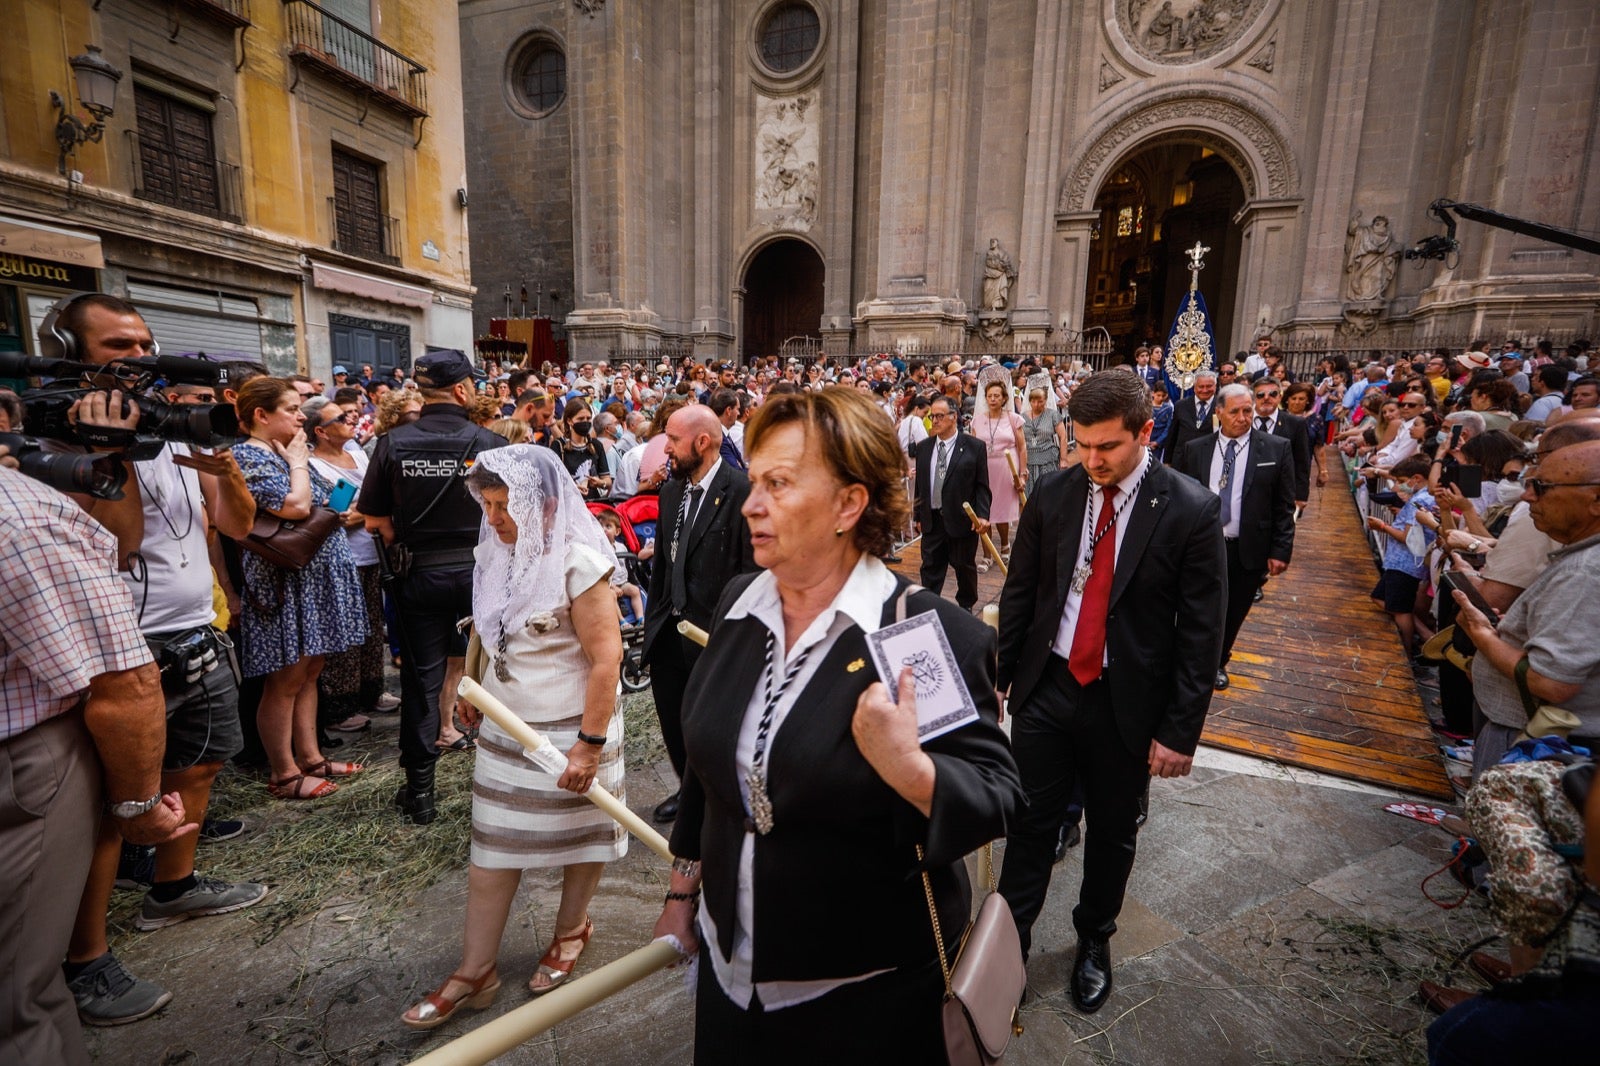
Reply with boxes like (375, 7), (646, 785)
(0, 466), (154, 741)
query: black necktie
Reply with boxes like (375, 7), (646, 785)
(1257, 417), (1269, 432)
(671, 485), (703, 612)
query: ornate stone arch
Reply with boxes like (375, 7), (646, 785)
(1058, 89), (1298, 213)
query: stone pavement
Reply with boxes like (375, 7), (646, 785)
(85, 711), (1494, 1066)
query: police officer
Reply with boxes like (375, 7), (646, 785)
(359, 348), (503, 824)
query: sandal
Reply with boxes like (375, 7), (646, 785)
(529, 918), (593, 995)
(401, 968), (501, 1031)
(268, 773), (339, 800)
(299, 759), (364, 779)
(437, 735), (476, 753)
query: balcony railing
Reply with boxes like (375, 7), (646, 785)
(174, 0), (252, 28)
(283, 0), (428, 118)
(327, 196), (400, 266)
(126, 130), (245, 223)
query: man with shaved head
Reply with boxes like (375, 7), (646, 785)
(642, 403), (758, 823)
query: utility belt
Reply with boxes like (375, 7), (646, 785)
(146, 625), (233, 694)
(384, 543), (477, 579)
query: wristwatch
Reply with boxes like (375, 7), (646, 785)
(107, 794), (162, 819)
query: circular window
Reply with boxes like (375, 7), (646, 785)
(511, 42), (566, 116)
(758, 4), (820, 74)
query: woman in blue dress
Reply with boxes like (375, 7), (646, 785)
(233, 377), (369, 800)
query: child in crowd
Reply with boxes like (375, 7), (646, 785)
(1367, 454), (1437, 659)
(595, 511), (646, 626)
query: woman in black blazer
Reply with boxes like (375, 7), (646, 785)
(652, 387), (1022, 1065)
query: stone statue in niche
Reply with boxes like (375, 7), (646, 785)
(981, 238), (1016, 312)
(756, 94), (819, 229)
(1343, 212), (1399, 302)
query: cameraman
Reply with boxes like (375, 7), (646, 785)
(50, 295), (266, 1025)
(0, 456), (194, 1066)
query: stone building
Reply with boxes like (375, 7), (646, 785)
(459, 0), (1600, 363)
(0, 0), (472, 377)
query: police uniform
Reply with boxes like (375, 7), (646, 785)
(357, 349), (503, 822)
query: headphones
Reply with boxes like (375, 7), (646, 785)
(37, 292), (160, 362)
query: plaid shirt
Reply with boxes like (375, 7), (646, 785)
(0, 466), (154, 741)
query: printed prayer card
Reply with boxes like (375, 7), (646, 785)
(865, 612), (980, 743)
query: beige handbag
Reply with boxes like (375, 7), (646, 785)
(918, 842), (1026, 1065)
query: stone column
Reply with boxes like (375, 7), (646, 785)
(1231, 198), (1303, 346)
(1051, 211), (1101, 337)
(1009, 0), (1075, 346)
(856, 0), (977, 351)
(691, 0), (733, 362)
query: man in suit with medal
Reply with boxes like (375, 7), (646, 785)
(643, 405), (757, 824)
(912, 396), (992, 610)
(996, 372), (1225, 1014)
(1250, 375), (1312, 511)
(1178, 383), (1297, 690)
(1164, 368), (1219, 463)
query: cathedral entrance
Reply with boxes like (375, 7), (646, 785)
(1081, 143), (1246, 358)
(739, 238), (824, 362)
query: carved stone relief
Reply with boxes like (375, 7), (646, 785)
(1245, 34), (1276, 73)
(1116, 0), (1269, 66)
(1340, 210), (1400, 334)
(574, 0), (604, 16)
(1058, 91), (1296, 212)
(1099, 56), (1126, 92)
(755, 93), (820, 231)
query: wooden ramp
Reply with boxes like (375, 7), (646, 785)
(890, 482), (1452, 800)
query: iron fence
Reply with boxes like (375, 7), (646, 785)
(283, 0), (428, 118)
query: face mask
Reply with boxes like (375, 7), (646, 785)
(1496, 478), (1525, 505)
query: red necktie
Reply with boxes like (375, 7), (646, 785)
(1068, 486), (1118, 686)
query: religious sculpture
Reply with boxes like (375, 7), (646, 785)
(981, 238), (1016, 312)
(1343, 212), (1399, 302)
(1120, 0), (1263, 64)
(756, 95), (819, 228)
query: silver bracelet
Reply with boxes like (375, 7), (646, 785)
(671, 856), (700, 878)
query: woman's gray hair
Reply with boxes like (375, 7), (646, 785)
(300, 395), (333, 422)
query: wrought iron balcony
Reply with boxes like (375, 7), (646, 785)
(327, 196), (400, 266)
(126, 130), (245, 223)
(283, 0), (428, 118)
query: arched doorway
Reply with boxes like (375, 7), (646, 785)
(740, 238), (824, 361)
(1081, 144), (1246, 357)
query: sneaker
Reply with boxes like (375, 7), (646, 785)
(67, 953), (172, 1026)
(199, 817), (245, 843)
(373, 692), (401, 713)
(114, 843), (154, 891)
(134, 876), (269, 931)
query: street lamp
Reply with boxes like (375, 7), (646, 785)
(50, 45), (123, 175)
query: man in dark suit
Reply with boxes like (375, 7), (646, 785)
(1178, 383), (1297, 690)
(996, 371), (1225, 1014)
(913, 396), (991, 609)
(1164, 369), (1218, 463)
(1250, 375), (1311, 510)
(643, 404), (757, 823)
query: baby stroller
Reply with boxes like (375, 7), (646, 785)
(587, 501), (652, 692)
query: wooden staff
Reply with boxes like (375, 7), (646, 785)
(675, 619), (709, 647)
(409, 940), (681, 1066)
(1005, 450), (1027, 509)
(456, 677), (673, 861)
(963, 502), (1007, 577)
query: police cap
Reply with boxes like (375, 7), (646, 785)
(413, 348), (483, 388)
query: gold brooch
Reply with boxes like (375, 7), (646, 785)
(847, 658), (865, 673)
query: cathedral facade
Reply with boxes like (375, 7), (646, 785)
(458, 0), (1600, 362)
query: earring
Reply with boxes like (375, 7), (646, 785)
(834, 528), (845, 537)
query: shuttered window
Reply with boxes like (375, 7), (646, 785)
(332, 149), (386, 261)
(134, 85), (221, 217)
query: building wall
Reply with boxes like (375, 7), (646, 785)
(459, 0), (1600, 360)
(0, 0), (474, 377)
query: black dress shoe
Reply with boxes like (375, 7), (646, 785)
(1053, 821), (1081, 864)
(1070, 937), (1113, 1013)
(653, 791), (680, 824)
(1214, 669), (1230, 690)
(394, 786), (437, 826)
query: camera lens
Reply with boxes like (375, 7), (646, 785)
(0, 433), (128, 500)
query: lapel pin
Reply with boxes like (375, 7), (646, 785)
(1150, 498), (1159, 508)
(847, 658), (865, 673)
(714, 496), (721, 507)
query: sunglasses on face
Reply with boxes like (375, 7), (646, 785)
(1399, 401), (1423, 409)
(1524, 478), (1600, 498)
(1256, 391), (1280, 399)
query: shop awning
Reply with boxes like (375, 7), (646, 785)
(0, 215), (104, 269)
(310, 261), (432, 310)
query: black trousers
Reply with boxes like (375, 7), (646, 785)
(920, 516), (979, 610)
(693, 945), (946, 1066)
(997, 656), (1149, 956)
(1220, 538), (1266, 667)
(647, 627), (703, 779)
(395, 567), (473, 773)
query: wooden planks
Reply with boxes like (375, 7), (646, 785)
(890, 478), (1453, 800)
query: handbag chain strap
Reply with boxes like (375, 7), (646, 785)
(916, 845), (955, 998)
